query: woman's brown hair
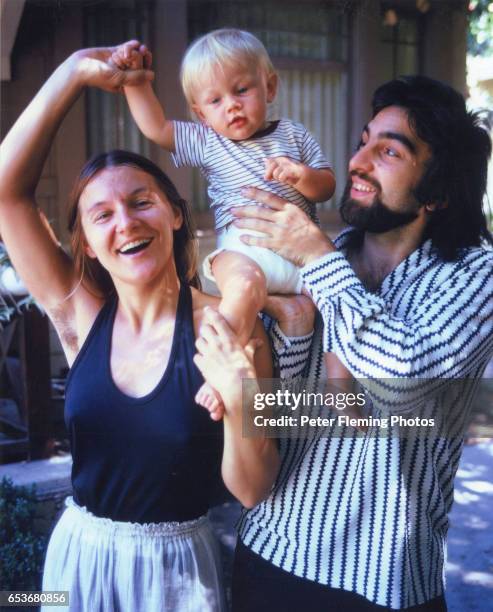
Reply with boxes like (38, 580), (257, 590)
(67, 150), (200, 297)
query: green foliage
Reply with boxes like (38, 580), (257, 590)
(468, 0), (493, 57)
(0, 243), (38, 327)
(0, 477), (48, 591)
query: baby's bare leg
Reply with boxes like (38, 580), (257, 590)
(196, 250), (268, 414)
(213, 250), (267, 345)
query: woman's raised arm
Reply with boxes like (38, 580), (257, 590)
(0, 48), (153, 313)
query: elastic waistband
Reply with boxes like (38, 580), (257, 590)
(64, 497), (208, 537)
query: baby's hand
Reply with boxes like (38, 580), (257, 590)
(111, 39), (152, 72)
(264, 156), (307, 187)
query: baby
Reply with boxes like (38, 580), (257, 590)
(113, 29), (352, 411)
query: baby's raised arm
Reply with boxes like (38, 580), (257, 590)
(114, 40), (175, 152)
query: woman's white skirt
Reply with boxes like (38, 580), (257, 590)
(42, 497), (227, 612)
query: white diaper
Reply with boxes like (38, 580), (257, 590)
(203, 224), (303, 294)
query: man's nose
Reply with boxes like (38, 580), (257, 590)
(349, 145), (373, 174)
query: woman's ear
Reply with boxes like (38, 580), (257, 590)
(83, 239), (97, 259)
(266, 73), (278, 103)
(172, 207), (183, 230)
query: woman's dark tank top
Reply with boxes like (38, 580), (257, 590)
(64, 283), (224, 523)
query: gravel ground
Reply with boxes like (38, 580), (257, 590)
(446, 441), (493, 612)
(209, 440), (493, 611)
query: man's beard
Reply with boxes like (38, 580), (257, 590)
(339, 175), (420, 233)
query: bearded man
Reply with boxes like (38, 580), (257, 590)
(230, 76), (493, 611)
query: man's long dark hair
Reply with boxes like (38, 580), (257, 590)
(372, 76), (492, 260)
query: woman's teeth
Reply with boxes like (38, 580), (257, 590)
(118, 239), (152, 254)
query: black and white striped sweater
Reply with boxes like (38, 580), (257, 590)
(239, 231), (493, 609)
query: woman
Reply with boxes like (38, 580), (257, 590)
(0, 46), (279, 611)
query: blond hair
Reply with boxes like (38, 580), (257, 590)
(180, 28), (276, 106)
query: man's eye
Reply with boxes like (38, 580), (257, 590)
(135, 200), (151, 208)
(384, 147), (399, 158)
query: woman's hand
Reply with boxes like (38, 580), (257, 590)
(233, 186), (335, 267)
(194, 307), (262, 418)
(73, 46), (154, 93)
(195, 308), (280, 508)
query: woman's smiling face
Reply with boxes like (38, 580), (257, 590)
(78, 166), (182, 288)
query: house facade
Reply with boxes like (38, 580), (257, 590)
(2, 0), (468, 241)
(0, 0), (469, 458)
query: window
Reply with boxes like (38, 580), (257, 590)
(380, 13), (421, 81)
(84, 0), (153, 157)
(188, 0), (348, 62)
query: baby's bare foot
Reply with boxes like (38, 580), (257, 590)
(195, 382), (225, 421)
